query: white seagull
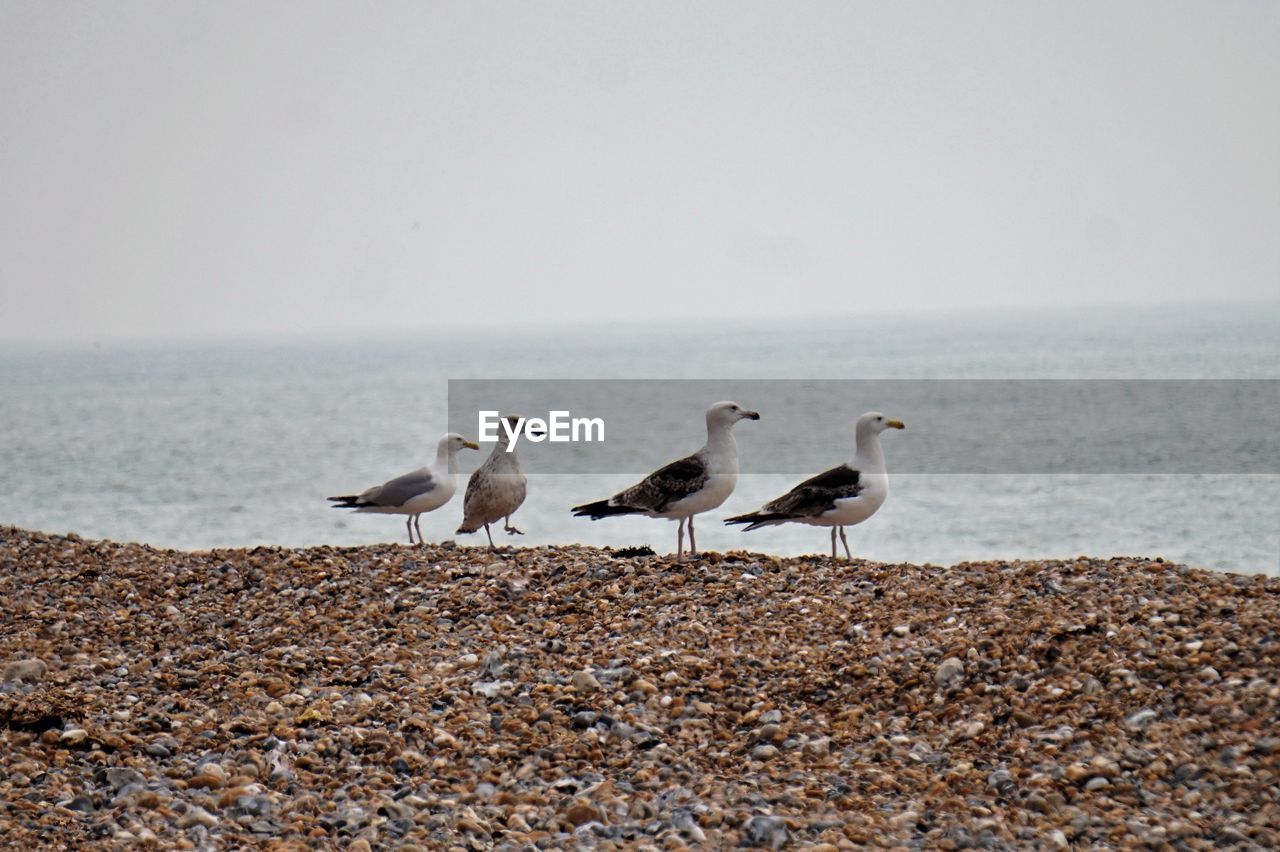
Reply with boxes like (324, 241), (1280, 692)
(725, 411), (904, 559)
(572, 401), (760, 559)
(457, 414), (534, 549)
(328, 432), (479, 545)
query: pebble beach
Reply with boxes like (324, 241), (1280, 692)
(2, 526), (1278, 850)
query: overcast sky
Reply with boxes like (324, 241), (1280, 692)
(2, 1), (1277, 343)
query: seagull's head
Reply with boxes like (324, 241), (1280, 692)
(441, 432), (481, 454)
(497, 414), (544, 445)
(707, 400), (761, 428)
(516, 414), (547, 440)
(858, 411), (906, 435)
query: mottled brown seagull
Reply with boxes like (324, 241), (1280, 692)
(457, 414), (534, 549)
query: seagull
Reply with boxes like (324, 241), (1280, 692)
(572, 401), (760, 559)
(328, 432), (479, 545)
(725, 411), (904, 559)
(457, 414), (536, 549)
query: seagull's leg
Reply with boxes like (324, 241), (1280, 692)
(484, 523), (495, 549)
(688, 515), (697, 556)
(830, 527), (837, 559)
(839, 526), (852, 561)
(415, 515), (425, 547)
(406, 516), (415, 545)
(677, 519), (685, 560)
(504, 516), (524, 535)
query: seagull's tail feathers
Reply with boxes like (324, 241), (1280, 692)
(572, 499), (638, 520)
(724, 511), (791, 531)
(328, 495), (361, 509)
(456, 519), (480, 534)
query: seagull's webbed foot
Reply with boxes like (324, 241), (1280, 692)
(504, 525), (524, 536)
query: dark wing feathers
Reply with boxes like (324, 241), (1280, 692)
(617, 455), (708, 513)
(571, 499), (638, 519)
(726, 464), (862, 529)
(764, 465), (861, 514)
(573, 454), (708, 518)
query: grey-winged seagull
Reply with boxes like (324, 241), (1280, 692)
(572, 401), (760, 559)
(725, 411), (904, 559)
(329, 432), (479, 545)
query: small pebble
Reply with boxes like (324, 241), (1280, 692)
(65, 794), (95, 813)
(742, 815), (789, 850)
(1126, 709), (1158, 730)
(571, 670), (600, 692)
(177, 806), (218, 829)
(2, 658), (48, 683)
(935, 657), (965, 688)
(802, 736), (831, 758)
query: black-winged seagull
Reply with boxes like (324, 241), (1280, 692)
(572, 401), (760, 559)
(725, 411), (904, 559)
(328, 432), (479, 545)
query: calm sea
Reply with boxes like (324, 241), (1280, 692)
(2, 303), (1277, 574)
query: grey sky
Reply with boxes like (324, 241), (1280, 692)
(2, 1), (1276, 343)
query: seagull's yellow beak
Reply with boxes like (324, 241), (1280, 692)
(464, 440), (481, 450)
(887, 419), (905, 430)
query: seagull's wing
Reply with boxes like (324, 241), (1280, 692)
(458, 468), (491, 530)
(463, 465), (486, 507)
(614, 454), (708, 513)
(764, 464), (863, 517)
(726, 464), (862, 529)
(358, 468), (437, 508)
